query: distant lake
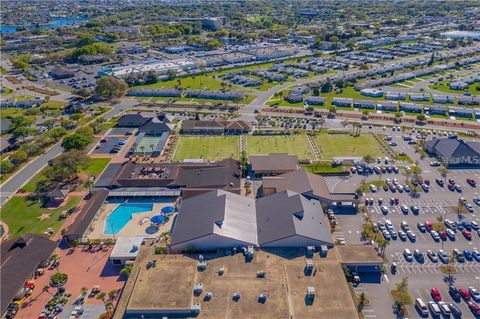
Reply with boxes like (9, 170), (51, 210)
(0, 17), (88, 33)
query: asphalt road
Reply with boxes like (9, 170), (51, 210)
(0, 101), (131, 206)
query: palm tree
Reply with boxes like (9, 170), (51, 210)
(85, 177), (94, 196)
(377, 238), (389, 258)
(438, 166), (448, 183)
(358, 292), (367, 310)
(140, 145), (145, 156)
(447, 252), (457, 285)
(42, 285), (53, 296)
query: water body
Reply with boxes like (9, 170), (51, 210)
(0, 17), (88, 33)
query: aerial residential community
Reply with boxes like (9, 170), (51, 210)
(1, 0), (480, 318)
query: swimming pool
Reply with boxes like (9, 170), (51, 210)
(105, 203), (153, 235)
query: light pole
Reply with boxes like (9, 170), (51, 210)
(110, 222), (116, 241)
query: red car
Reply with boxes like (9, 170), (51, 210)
(424, 179), (430, 185)
(448, 184), (455, 191)
(425, 221), (433, 232)
(467, 179), (477, 187)
(431, 288), (442, 301)
(462, 229), (472, 240)
(467, 301), (480, 315)
(460, 288), (471, 301)
(100, 137), (108, 143)
(448, 179), (456, 185)
(438, 230), (447, 240)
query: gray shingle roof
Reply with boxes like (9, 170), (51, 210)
(170, 189), (333, 250)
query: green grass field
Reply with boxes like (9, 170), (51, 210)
(1, 196), (82, 238)
(136, 74), (223, 90)
(246, 135), (314, 159)
(22, 158), (111, 192)
(314, 133), (385, 159)
(41, 99), (68, 109)
(174, 136), (239, 161)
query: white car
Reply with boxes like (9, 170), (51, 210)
(369, 184), (377, 192)
(430, 230), (440, 241)
(438, 301), (451, 316)
(446, 229), (456, 239)
(469, 287), (480, 302)
(385, 220), (393, 230)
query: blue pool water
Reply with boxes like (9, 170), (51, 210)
(105, 203), (153, 235)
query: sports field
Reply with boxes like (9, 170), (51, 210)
(314, 133), (385, 159)
(246, 135), (314, 159)
(173, 136), (239, 161)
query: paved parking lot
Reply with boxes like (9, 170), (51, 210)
(333, 129), (480, 318)
(92, 138), (126, 154)
(106, 127), (136, 136)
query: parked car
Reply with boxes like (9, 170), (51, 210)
(464, 249), (474, 261)
(446, 229), (456, 240)
(406, 230), (416, 241)
(428, 301), (441, 317)
(369, 184), (377, 192)
(459, 288), (471, 300)
(438, 301), (451, 317)
(417, 222), (426, 232)
(436, 178), (444, 187)
(474, 197), (480, 206)
(462, 229), (472, 240)
(448, 303), (462, 317)
(466, 179), (477, 187)
(469, 287), (480, 302)
(431, 288), (442, 301)
(427, 250), (438, 262)
(430, 230), (440, 241)
(425, 221), (433, 231)
(438, 250), (448, 263)
(401, 205), (409, 214)
(404, 248), (413, 262)
(467, 301), (480, 316)
(449, 286), (461, 301)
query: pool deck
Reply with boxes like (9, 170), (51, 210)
(86, 200), (177, 240)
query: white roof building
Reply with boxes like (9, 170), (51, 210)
(109, 237), (144, 265)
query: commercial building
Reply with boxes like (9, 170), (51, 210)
(110, 237), (144, 266)
(261, 168), (357, 207)
(99, 59), (198, 77)
(425, 138), (480, 167)
(170, 189), (334, 252)
(249, 153), (298, 176)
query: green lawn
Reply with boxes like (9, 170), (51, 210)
(246, 135), (314, 159)
(22, 158), (111, 192)
(174, 136), (239, 161)
(42, 99), (68, 109)
(1, 196), (82, 238)
(136, 74), (223, 90)
(304, 162), (346, 174)
(428, 81), (480, 96)
(314, 133), (385, 159)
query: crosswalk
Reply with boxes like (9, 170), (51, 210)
(324, 176), (345, 193)
(389, 252), (480, 275)
(367, 198), (459, 216)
